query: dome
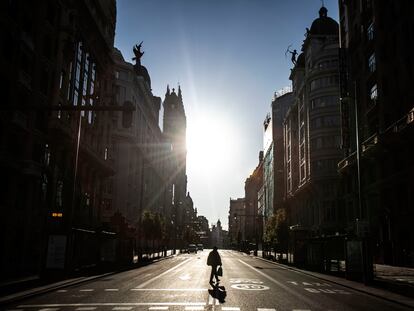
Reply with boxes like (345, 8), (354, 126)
(309, 7), (339, 36)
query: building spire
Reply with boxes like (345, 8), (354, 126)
(178, 84), (182, 101)
(166, 84), (170, 96)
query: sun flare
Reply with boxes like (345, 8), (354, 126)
(187, 114), (234, 174)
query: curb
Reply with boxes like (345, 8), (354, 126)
(251, 254), (414, 309)
(0, 253), (177, 306)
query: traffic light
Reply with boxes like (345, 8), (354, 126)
(122, 101), (134, 128)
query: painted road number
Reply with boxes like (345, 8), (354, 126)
(231, 284), (270, 290)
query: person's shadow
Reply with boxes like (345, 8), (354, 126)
(208, 284), (227, 303)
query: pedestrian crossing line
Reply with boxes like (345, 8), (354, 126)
(105, 289), (119, 291)
(79, 289), (94, 292)
(184, 307), (204, 311)
(75, 308), (97, 310)
(148, 307), (169, 310)
(257, 309), (276, 311)
(221, 307), (240, 310)
(112, 308), (133, 310)
(56, 290), (68, 293)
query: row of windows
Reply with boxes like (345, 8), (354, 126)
(314, 59), (338, 70)
(311, 159), (339, 173)
(311, 95), (339, 109)
(311, 135), (341, 150)
(310, 75), (339, 91)
(310, 115), (340, 129)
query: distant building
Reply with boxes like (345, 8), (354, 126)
(210, 219), (224, 249)
(244, 151), (264, 244)
(163, 86), (189, 244)
(284, 6), (342, 235)
(338, 0), (414, 266)
(228, 198), (246, 245)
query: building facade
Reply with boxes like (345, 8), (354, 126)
(284, 7), (342, 236)
(228, 198), (246, 246)
(0, 0), (116, 279)
(338, 0), (414, 266)
(244, 151), (264, 244)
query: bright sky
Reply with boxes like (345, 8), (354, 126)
(115, 0), (339, 230)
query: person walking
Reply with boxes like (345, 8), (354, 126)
(207, 246), (222, 285)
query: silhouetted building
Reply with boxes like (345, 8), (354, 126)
(228, 198), (245, 246)
(284, 6), (342, 235)
(0, 0), (116, 279)
(272, 91), (293, 212)
(244, 151), (264, 244)
(210, 220), (224, 249)
(338, 0), (414, 266)
(109, 47), (171, 258)
(163, 86), (188, 242)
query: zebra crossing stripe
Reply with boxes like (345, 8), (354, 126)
(221, 308), (240, 310)
(75, 308), (97, 310)
(148, 307), (169, 310)
(258, 309), (276, 311)
(112, 308), (133, 310)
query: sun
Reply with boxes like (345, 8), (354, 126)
(186, 114), (234, 174)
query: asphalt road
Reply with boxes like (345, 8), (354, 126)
(4, 250), (412, 311)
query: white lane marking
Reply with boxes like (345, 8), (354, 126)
(208, 295), (214, 305)
(131, 288), (207, 291)
(238, 259), (316, 308)
(79, 289), (94, 292)
(221, 308), (240, 311)
(184, 307), (204, 311)
(113, 308), (133, 310)
(56, 289), (67, 293)
(105, 289), (119, 291)
(19, 303), (205, 307)
(257, 309), (276, 311)
(149, 308), (169, 310)
(76, 308), (97, 310)
(136, 258), (191, 288)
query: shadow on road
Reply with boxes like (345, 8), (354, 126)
(208, 284), (227, 303)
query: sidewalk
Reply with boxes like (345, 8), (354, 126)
(0, 250), (178, 306)
(253, 251), (414, 308)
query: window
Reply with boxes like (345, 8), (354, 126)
(367, 22), (374, 40)
(67, 42), (98, 124)
(370, 84), (378, 100)
(368, 53), (376, 72)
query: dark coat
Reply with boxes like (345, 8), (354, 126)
(207, 249), (222, 266)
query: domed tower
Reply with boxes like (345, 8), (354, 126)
(163, 85), (188, 219)
(286, 6), (341, 235)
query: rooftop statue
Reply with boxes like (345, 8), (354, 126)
(132, 41), (144, 64)
(285, 45), (298, 65)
